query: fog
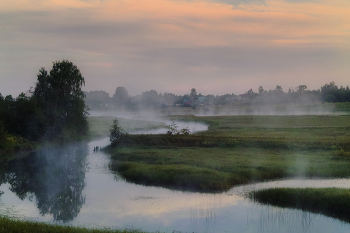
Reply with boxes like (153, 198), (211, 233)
(89, 100), (337, 120)
(85, 82), (349, 117)
(89, 110), (208, 134)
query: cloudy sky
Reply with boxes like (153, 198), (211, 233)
(1, 0), (350, 97)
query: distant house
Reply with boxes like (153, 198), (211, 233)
(183, 99), (192, 107)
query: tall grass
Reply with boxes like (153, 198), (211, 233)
(0, 216), (147, 233)
(248, 188), (350, 223)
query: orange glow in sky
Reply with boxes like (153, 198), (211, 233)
(1, 0), (350, 95)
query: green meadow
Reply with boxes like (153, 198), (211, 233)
(106, 114), (350, 192)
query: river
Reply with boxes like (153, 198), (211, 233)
(1, 122), (350, 233)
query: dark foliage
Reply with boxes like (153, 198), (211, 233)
(109, 118), (127, 145)
(0, 60), (88, 149)
(85, 81), (350, 111)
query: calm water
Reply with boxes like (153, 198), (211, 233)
(1, 123), (350, 232)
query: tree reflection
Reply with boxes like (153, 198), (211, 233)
(4, 142), (88, 222)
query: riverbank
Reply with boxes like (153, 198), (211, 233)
(107, 115), (350, 192)
(0, 116), (164, 162)
(248, 188), (350, 223)
(0, 216), (147, 233)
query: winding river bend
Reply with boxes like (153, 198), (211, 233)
(1, 121), (350, 233)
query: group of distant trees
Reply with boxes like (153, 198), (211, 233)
(2, 58), (349, 153)
(249, 82), (350, 104)
(85, 82), (350, 111)
(85, 88), (183, 110)
(0, 60), (88, 152)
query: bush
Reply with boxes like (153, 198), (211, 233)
(162, 122), (191, 135)
(109, 118), (127, 145)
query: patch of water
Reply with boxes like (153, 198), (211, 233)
(1, 123), (350, 232)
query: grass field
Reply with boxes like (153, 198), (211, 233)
(248, 188), (350, 223)
(106, 114), (350, 192)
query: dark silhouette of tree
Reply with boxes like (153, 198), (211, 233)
(258, 86), (265, 95)
(298, 85), (307, 92)
(141, 90), (160, 108)
(112, 87), (129, 107)
(190, 88), (198, 101)
(33, 60), (88, 139)
(85, 91), (111, 108)
(275, 85), (283, 93)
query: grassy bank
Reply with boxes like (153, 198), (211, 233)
(0, 217), (146, 233)
(106, 115), (350, 192)
(248, 188), (350, 223)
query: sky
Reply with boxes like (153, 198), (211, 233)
(1, 0), (350, 97)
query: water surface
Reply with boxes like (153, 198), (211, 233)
(1, 124), (350, 233)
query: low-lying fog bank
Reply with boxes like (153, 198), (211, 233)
(89, 110), (208, 134)
(89, 102), (347, 118)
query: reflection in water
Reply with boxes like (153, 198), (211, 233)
(1, 135), (350, 232)
(257, 205), (313, 233)
(2, 143), (88, 222)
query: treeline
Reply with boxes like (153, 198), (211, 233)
(86, 81), (350, 110)
(0, 60), (88, 153)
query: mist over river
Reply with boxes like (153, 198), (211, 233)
(1, 121), (350, 233)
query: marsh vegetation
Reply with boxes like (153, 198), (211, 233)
(106, 114), (350, 192)
(249, 188), (350, 223)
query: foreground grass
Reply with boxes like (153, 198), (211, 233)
(0, 217), (147, 233)
(248, 188), (350, 223)
(106, 114), (350, 192)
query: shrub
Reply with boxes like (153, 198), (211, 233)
(109, 118), (127, 145)
(162, 122), (191, 135)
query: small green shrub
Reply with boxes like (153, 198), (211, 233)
(162, 122), (191, 135)
(109, 118), (127, 145)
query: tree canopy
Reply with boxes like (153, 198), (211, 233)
(33, 60), (88, 139)
(0, 60), (88, 147)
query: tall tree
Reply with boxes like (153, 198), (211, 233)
(258, 86), (265, 95)
(190, 88), (198, 102)
(112, 87), (129, 107)
(275, 85), (283, 93)
(33, 60), (88, 139)
(298, 85), (307, 92)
